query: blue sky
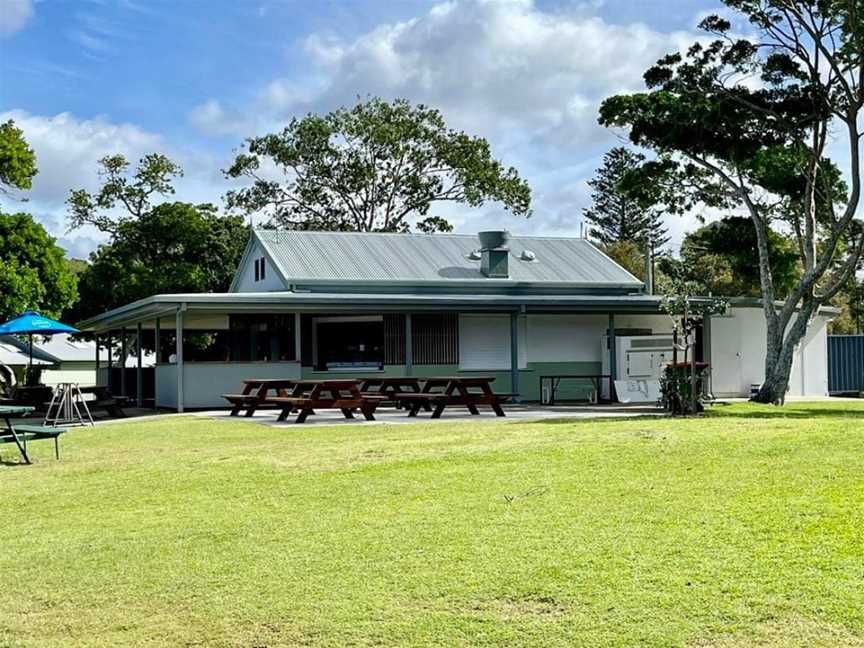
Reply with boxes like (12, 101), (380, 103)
(1, 0), (727, 257)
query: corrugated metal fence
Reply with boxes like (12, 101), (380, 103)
(828, 335), (864, 394)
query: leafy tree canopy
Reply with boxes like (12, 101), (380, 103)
(678, 217), (800, 298)
(72, 202), (249, 321)
(67, 153), (183, 234)
(583, 147), (669, 250)
(600, 240), (649, 282)
(0, 212), (78, 321)
(829, 276), (864, 333)
(225, 97), (532, 232)
(0, 120), (37, 195)
(598, 0), (863, 404)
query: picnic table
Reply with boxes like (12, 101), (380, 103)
(269, 379), (385, 424)
(1, 405), (65, 464)
(223, 378), (296, 417)
(358, 376), (430, 409)
(397, 376), (513, 419)
(78, 385), (128, 418)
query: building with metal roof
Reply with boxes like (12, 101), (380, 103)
(78, 229), (834, 411)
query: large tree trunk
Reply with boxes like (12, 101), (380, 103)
(752, 302), (818, 404)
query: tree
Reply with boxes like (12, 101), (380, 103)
(225, 97), (532, 232)
(72, 202), (249, 321)
(601, 239), (650, 282)
(657, 261), (729, 414)
(0, 120), (37, 196)
(67, 153), (183, 234)
(829, 277), (864, 334)
(583, 147), (669, 252)
(679, 217), (800, 298)
(0, 212), (78, 320)
(599, 1), (863, 404)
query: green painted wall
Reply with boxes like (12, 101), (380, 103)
(300, 361), (601, 402)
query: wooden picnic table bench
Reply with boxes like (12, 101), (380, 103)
(1, 405), (66, 464)
(269, 379), (386, 424)
(358, 376), (431, 409)
(223, 378), (296, 417)
(77, 385), (128, 418)
(396, 376), (514, 418)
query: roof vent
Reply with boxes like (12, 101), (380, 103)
(467, 249), (482, 261)
(478, 230), (510, 250)
(478, 230), (510, 278)
(520, 249), (537, 262)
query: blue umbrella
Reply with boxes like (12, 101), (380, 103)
(0, 311), (79, 378)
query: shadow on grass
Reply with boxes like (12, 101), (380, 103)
(705, 406), (864, 420)
(518, 414), (669, 426)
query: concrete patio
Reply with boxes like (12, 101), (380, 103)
(191, 403), (666, 427)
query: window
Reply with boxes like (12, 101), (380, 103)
(253, 257), (266, 282)
(314, 316), (384, 371)
(459, 314), (526, 370)
(229, 315), (296, 361)
(412, 314), (458, 364)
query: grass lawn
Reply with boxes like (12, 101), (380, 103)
(1, 401), (863, 647)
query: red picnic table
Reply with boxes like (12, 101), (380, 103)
(268, 379), (386, 424)
(396, 376), (514, 418)
(222, 378), (296, 417)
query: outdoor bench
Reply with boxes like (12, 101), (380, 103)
(270, 394), (386, 424)
(76, 386), (128, 418)
(0, 425), (66, 461)
(223, 378), (296, 416)
(394, 376), (513, 418)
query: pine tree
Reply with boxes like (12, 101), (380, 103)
(582, 147), (669, 252)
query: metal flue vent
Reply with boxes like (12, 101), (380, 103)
(478, 230), (510, 278)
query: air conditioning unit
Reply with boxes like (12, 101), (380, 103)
(601, 334), (674, 403)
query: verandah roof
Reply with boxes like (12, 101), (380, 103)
(77, 291), (670, 332)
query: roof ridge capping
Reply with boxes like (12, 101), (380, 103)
(253, 228), (601, 242)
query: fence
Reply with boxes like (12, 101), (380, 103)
(827, 335), (864, 395)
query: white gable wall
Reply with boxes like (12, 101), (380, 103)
(709, 306), (831, 397)
(234, 241), (286, 292)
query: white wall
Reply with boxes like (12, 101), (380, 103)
(156, 361), (302, 409)
(155, 364), (178, 409)
(709, 306), (831, 397)
(41, 367), (97, 387)
(526, 314), (607, 363)
(234, 242), (285, 292)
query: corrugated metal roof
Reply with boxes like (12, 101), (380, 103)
(0, 339), (54, 367)
(254, 230), (642, 287)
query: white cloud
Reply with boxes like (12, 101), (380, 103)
(188, 99), (247, 137)
(0, 0), (33, 37)
(0, 110), (164, 208)
(186, 0), (699, 245)
(0, 110), (233, 257)
(297, 0), (695, 149)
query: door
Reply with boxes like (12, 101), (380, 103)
(709, 316), (743, 396)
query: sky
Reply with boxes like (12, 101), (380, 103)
(1, 0), (749, 259)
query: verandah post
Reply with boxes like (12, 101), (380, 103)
(510, 311), (519, 402)
(120, 327), (127, 398)
(176, 306), (185, 413)
(136, 322), (143, 408)
(608, 313), (617, 402)
(405, 313), (413, 377)
(154, 317), (160, 409)
(294, 313), (301, 365)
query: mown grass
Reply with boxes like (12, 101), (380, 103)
(1, 401), (863, 647)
